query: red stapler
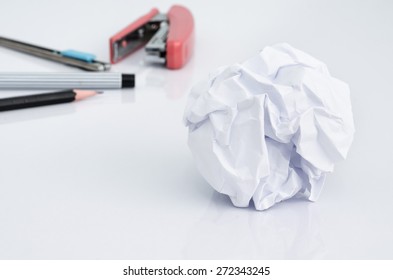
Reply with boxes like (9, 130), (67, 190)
(110, 5), (194, 70)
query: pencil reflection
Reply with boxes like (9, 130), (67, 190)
(0, 103), (76, 125)
(120, 90), (136, 104)
(183, 192), (326, 259)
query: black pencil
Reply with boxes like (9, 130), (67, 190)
(0, 89), (99, 112)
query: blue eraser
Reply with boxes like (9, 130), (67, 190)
(60, 50), (96, 62)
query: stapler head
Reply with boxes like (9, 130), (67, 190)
(110, 5), (194, 69)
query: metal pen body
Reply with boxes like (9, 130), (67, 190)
(0, 36), (111, 72)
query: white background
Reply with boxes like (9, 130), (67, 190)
(0, 0), (392, 259)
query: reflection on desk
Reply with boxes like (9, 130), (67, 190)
(184, 193), (326, 259)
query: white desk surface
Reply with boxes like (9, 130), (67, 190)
(0, 0), (392, 259)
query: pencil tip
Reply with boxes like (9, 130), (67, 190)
(74, 90), (99, 101)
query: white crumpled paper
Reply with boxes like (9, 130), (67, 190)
(184, 43), (355, 210)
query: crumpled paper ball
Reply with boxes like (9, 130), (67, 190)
(184, 43), (355, 210)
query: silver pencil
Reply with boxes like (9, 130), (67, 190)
(0, 72), (135, 89)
